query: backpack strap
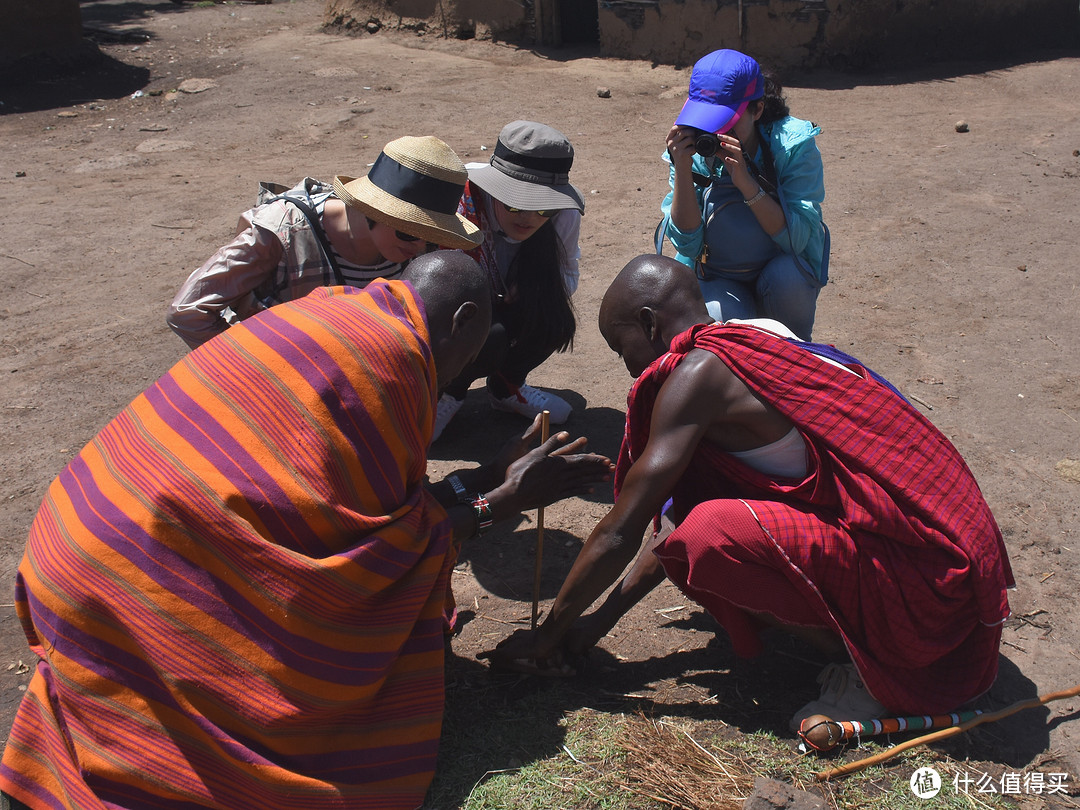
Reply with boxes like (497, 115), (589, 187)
(654, 213), (670, 256)
(270, 179), (345, 287)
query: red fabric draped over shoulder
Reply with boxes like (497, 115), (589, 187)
(615, 322), (1013, 714)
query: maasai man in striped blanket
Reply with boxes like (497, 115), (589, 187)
(0, 251), (613, 810)
(487, 254), (1013, 729)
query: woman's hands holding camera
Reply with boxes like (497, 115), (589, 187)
(668, 124), (758, 198)
(665, 124), (697, 174)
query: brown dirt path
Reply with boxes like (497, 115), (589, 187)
(1, 0), (1078, 801)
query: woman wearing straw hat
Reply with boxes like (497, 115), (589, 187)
(167, 135), (481, 350)
(660, 49), (828, 341)
(432, 120), (584, 441)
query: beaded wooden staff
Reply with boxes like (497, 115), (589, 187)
(799, 710), (983, 753)
(530, 410), (551, 630)
(805, 682), (1080, 781)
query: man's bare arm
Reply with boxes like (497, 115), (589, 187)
(487, 350), (738, 663)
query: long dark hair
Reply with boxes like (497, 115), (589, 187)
(751, 71), (791, 192)
(482, 189), (576, 354)
(758, 71), (790, 126)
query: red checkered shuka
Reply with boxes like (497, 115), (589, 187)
(614, 322), (1013, 713)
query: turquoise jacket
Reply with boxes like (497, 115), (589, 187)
(660, 115), (827, 284)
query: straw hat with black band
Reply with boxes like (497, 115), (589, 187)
(466, 121), (585, 214)
(333, 135), (481, 251)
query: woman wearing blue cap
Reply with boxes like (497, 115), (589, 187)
(660, 49), (827, 340)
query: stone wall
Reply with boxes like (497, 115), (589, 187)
(0, 0), (82, 67)
(598, 0), (1080, 69)
(326, 0), (1078, 69)
(324, 0), (528, 41)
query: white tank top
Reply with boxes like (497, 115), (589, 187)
(729, 426), (808, 479)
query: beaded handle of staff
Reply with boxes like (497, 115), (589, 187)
(813, 682), (1080, 781)
(530, 410), (551, 631)
(799, 710), (983, 752)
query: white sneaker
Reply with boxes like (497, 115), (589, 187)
(789, 662), (887, 732)
(432, 394), (464, 442)
(489, 384), (571, 424)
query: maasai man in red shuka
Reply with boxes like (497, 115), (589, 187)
(0, 251), (614, 810)
(487, 254), (1013, 728)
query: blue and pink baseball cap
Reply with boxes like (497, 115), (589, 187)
(675, 49), (764, 135)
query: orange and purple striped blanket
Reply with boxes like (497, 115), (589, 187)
(1, 281), (455, 809)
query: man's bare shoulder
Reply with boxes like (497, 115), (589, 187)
(659, 341), (788, 448)
(668, 346), (743, 395)
(654, 346), (747, 421)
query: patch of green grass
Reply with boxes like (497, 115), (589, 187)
(426, 688), (1021, 810)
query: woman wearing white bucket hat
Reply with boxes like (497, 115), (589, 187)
(167, 135), (480, 349)
(432, 120), (585, 441)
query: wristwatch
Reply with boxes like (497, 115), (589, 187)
(447, 473), (469, 504)
(744, 187), (768, 207)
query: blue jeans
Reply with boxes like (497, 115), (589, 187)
(698, 253), (820, 340)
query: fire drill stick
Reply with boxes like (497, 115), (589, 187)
(815, 682), (1080, 781)
(531, 410), (551, 630)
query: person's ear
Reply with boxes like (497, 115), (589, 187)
(450, 301), (480, 337)
(637, 306), (659, 342)
(751, 100), (765, 122)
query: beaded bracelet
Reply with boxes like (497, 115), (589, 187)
(471, 494), (493, 536)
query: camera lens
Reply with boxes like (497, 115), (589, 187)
(693, 130), (719, 158)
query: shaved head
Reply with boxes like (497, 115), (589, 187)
(402, 250), (492, 387)
(599, 254), (709, 339)
(598, 255), (711, 377)
(403, 250), (492, 333)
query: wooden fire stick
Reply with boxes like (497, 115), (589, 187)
(531, 410), (551, 630)
(815, 682), (1080, 781)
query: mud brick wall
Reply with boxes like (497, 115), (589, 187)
(0, 0), (82, 66)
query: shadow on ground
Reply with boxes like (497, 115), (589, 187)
(0, 0), (204, 114)
(427, 635), (1049, 807)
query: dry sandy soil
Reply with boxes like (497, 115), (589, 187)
(1, 1), (1079, 805)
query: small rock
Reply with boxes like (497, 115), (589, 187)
(366, 19), (381, 33)
(57, 111), (78, 118)
(1056, 459), (1080, 484)
(597, 86), (611, 98)
(1017, 264), (1027, 272)
(177, 78), (217, 94)
(313, 66), (359, 79)
(15, 171), (26, 178)
(1073, 149), (1079, 157)
(744, 777), (825, 810)
(955, 120), (969, 133)
(136, 138), (195, 153)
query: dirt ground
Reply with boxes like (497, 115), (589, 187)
(1, 0), (1079, 804)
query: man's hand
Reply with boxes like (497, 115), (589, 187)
(562, 612), (613, 660)
(478, 628), (576, 677)
(487, 428), (614, 519)
(484, 413), (547, 484)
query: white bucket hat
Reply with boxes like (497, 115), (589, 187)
(466, 121), (585, 214)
